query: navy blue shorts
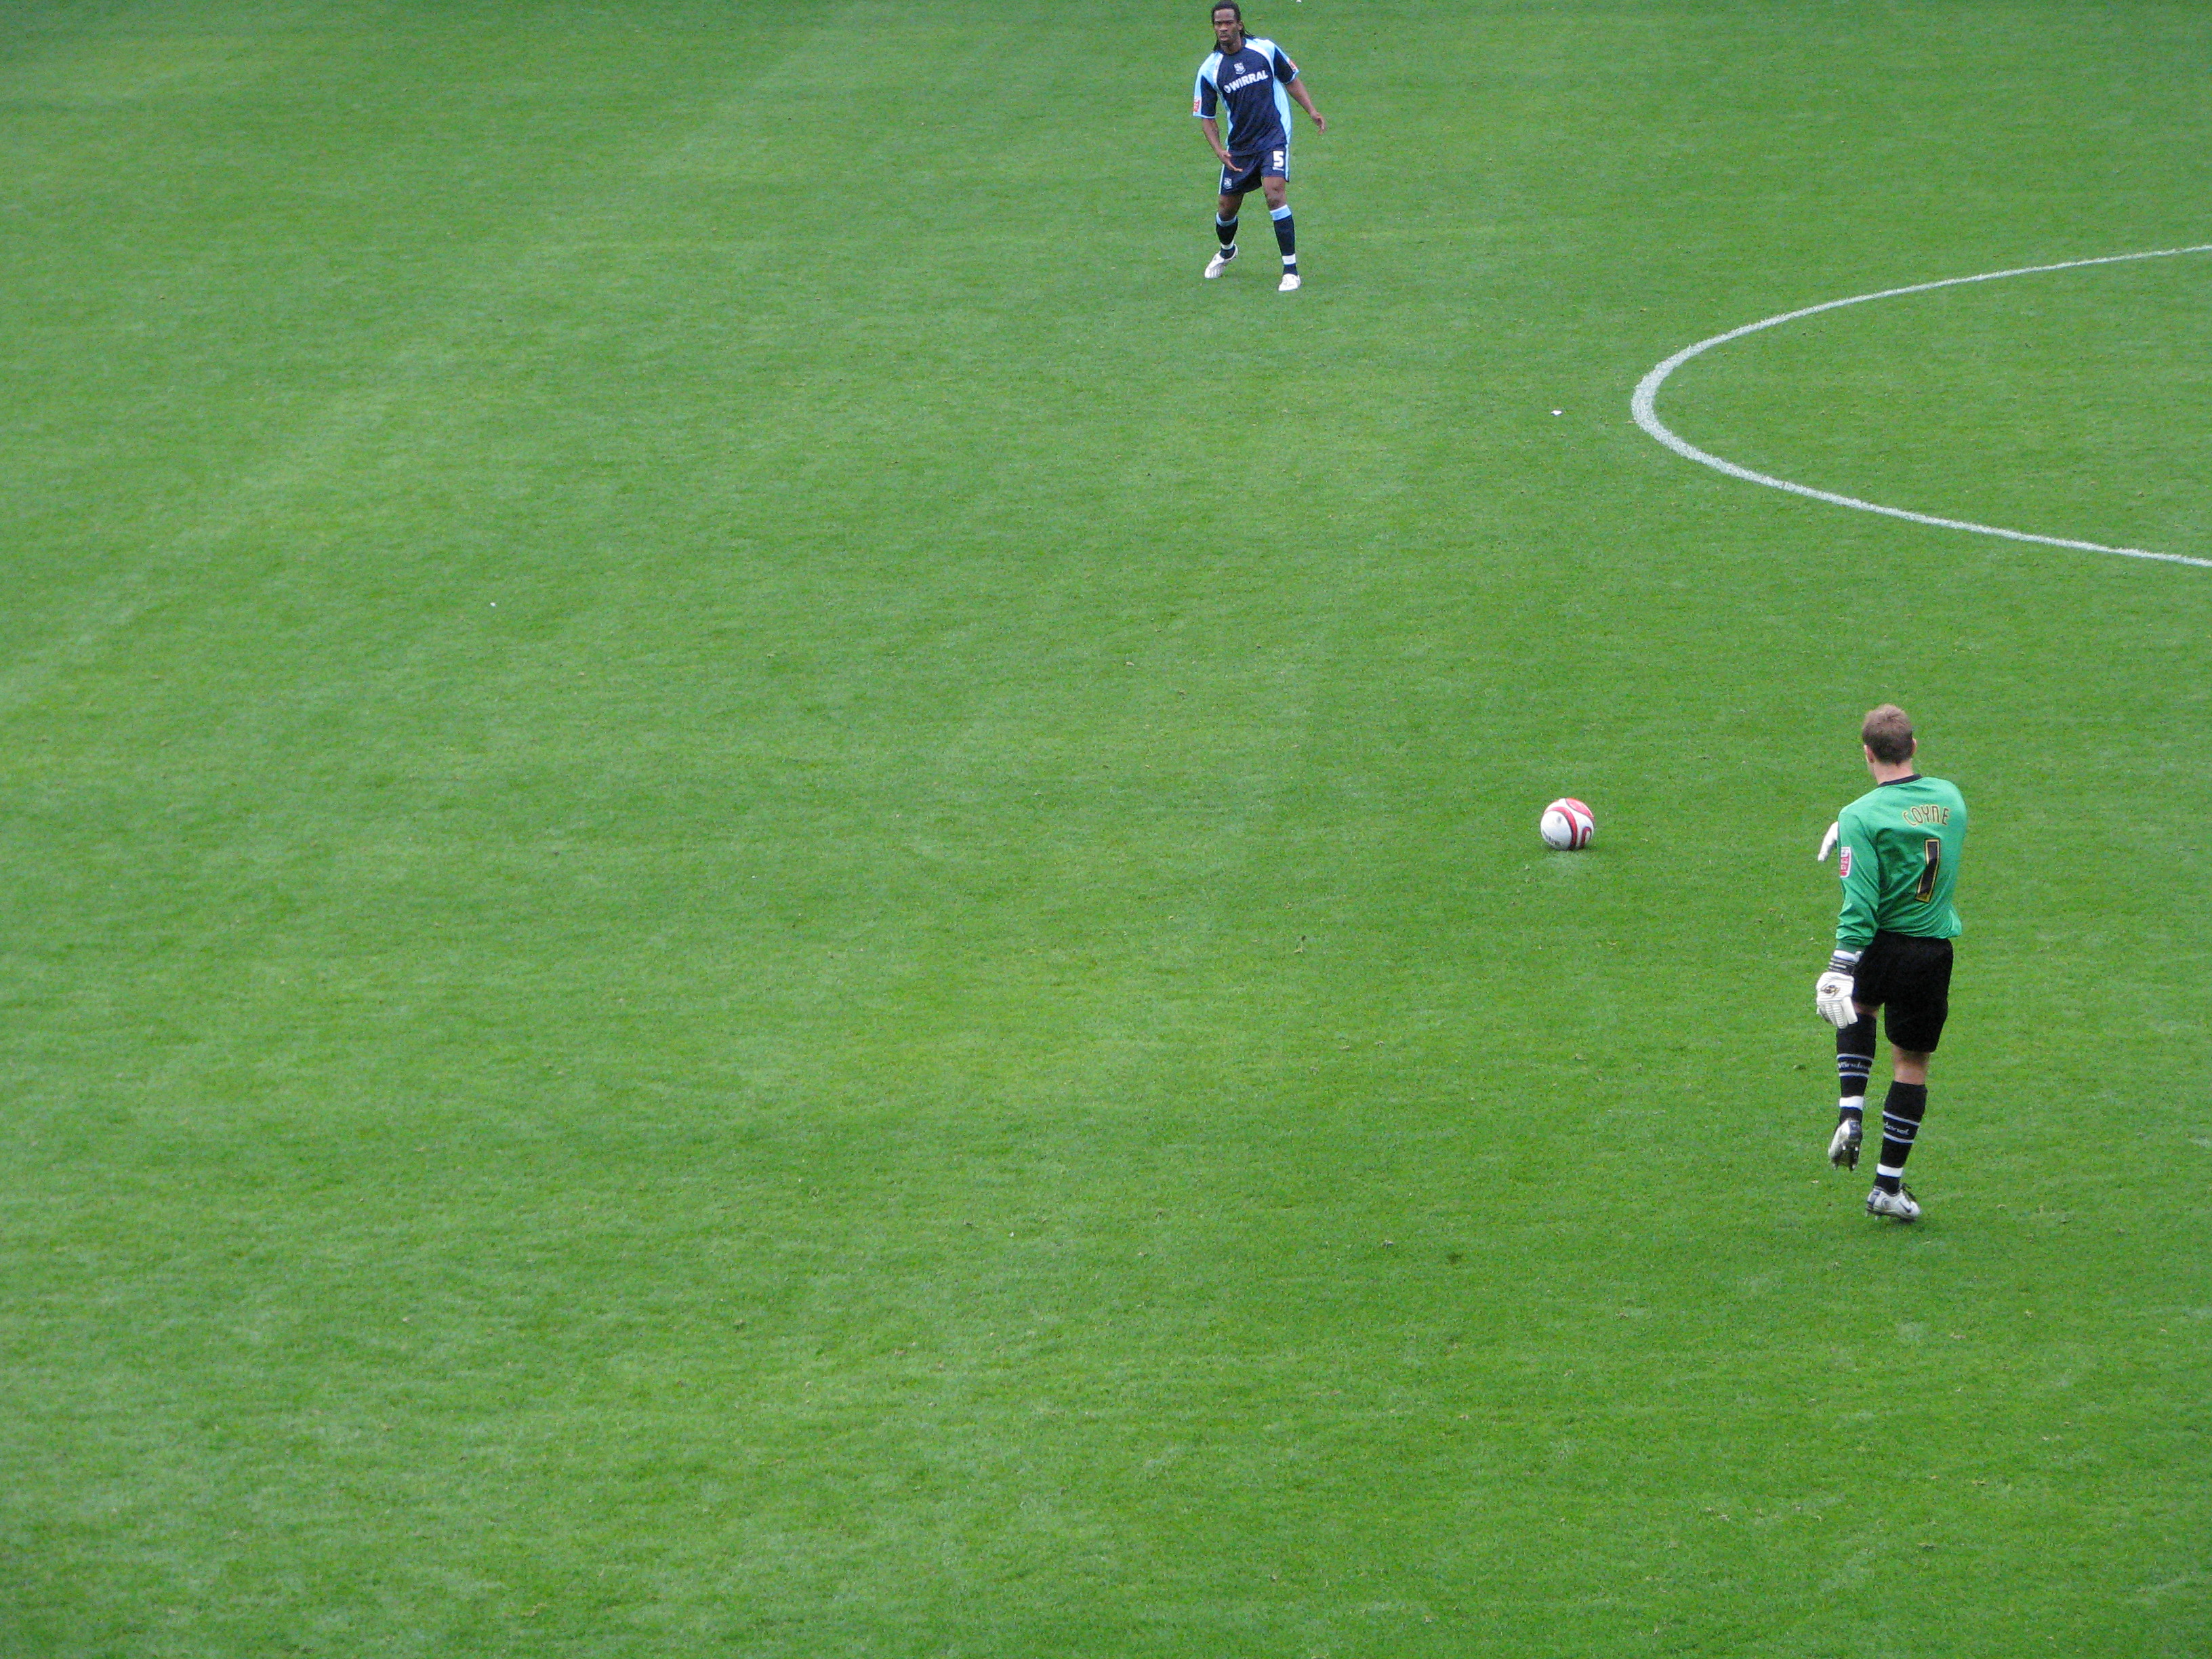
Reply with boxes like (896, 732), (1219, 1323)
(1220, 144), (1289, 194)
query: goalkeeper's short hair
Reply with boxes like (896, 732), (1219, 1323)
(1861, 704), (1915, 764)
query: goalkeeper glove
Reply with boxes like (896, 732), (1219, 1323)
(1814, 949), (1861, 1028)
(1816, 821), (1839, 862)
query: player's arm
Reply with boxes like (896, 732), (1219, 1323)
(1285, 73), (1326, 132)
(1814, 819), (1879, 1027)
(1834, 824), (1881, 957)
(1193, 64), (1233, 164)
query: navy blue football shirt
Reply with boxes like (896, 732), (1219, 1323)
(1192, 37), (1299, 157)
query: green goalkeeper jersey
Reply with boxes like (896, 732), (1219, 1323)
(1835, 773), (1967, 953)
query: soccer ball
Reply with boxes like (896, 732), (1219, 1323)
(1539, 797), (1595, 850)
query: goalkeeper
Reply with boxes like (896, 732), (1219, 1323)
(1812, 705), (1969, 1222)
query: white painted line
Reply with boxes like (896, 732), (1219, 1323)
(1632, 246), (2212, 570)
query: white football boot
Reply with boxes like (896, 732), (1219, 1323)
(1866, 1185), (1922, 1223)
(1278, 270), (1302, 292)
(1828, 1116), (1862, 1170)
(1204, 247), (1237, 279)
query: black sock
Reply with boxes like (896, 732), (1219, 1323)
(1215, 214), (1238, 249)
(1271, 206), (1296, 268)
(1837, 1016), (1876, 1119)
(1874, 1081), (1927, 1193)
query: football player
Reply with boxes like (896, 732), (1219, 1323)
(1193, 4), (1326, 291)
(1814, 705), (1969, 1221)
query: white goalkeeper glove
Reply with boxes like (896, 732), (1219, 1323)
(1816, 821), (1839, 862)
(1814, 949), (1861, 1028)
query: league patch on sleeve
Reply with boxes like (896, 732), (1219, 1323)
(1838, 846), (1853, 879)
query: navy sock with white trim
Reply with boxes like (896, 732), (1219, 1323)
(1873, 1080), (1927, 1193)
(1837, 1015), (1875, 1123)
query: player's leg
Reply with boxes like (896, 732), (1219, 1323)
(1830, 1010), (1877, 1168)
(1867, 1045), (1930, 1218)
(1208, 155), (1259, 278)
(1830, 934), (1889, 1169)
(1208, 184), (1244, 277)
(1865, 939), (1951, 1221)
(1259, 161), (1297, 289)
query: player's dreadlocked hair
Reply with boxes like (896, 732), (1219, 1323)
(1211, 2), (1242, 20)
(1862, 704), (1916, 764)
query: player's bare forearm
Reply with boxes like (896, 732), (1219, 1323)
(1289, 79), (1326, 132)
(1198, 116), (1231, 164)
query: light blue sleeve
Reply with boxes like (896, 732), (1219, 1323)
(1193, 54), (1221, 117)
(1248, 39), (1296, 131)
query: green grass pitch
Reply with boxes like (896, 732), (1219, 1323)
(3, 1), (2209, 1652)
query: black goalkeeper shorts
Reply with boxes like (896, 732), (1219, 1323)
(1853, 930), (1954, 1053)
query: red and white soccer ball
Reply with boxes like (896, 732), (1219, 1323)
(1540, 797), (1595, 850)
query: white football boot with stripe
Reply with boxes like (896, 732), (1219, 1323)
(1205, 247), (1237, 279)
(1866, 1185), (1921, 1222)
(1828, 1116), (1862, 1170)
(1278, 270), (1302, 292)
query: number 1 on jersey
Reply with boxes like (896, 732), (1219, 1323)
(1916, 836), (1942, 902)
